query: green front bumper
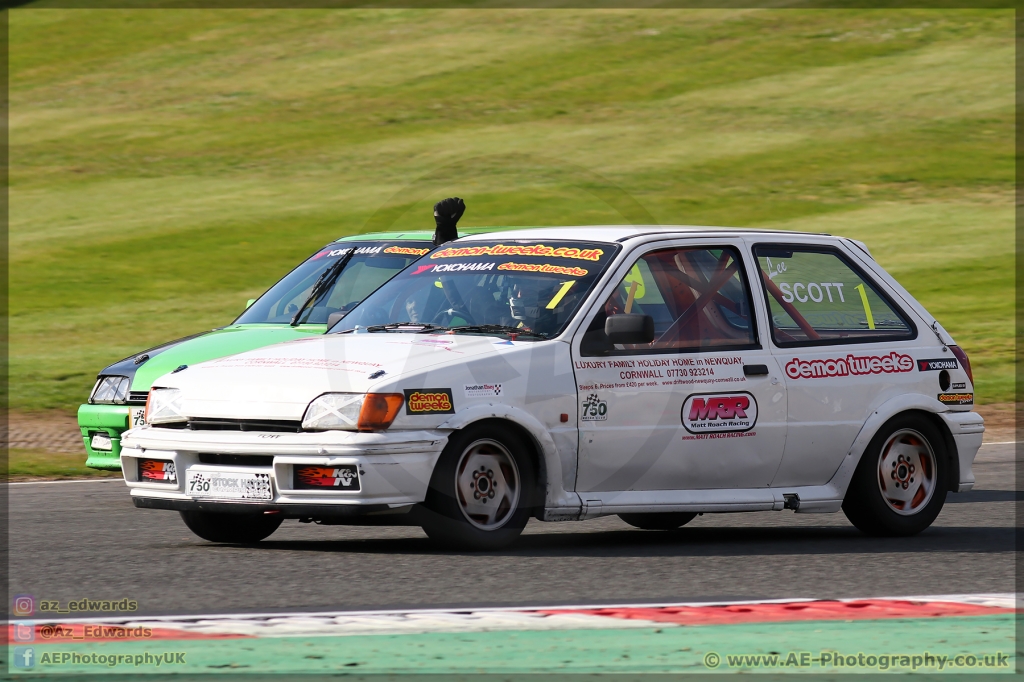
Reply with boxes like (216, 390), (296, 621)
(78, 403), (129, 470)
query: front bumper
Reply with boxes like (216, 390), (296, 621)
(120, 426), (449, 514)
(78, 403), (130, 470)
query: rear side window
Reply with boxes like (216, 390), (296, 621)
(581, 246), (758, 356)
(754, 245), (915, 347)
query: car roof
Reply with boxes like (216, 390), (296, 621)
(332, 226), (527, 243)
(454, 225), (831, 243)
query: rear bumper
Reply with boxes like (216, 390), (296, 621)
(939, 410), (985, 492)
(78, 403), (129, 470)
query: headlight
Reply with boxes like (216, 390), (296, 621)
(302, 392), (404, 432)
(145, 388), (186, 425)
(90, 376), (130, 404)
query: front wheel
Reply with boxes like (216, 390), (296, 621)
(842, 414), (949, 536)
(420, 423), (536, 550)
(179, 510), (283, 543)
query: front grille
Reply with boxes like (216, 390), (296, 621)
(185, 417), (303, 433)
(198, 453), (275, 467)
(128, 391), (149, 405)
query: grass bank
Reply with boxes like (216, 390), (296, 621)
(11, 8), (1013, 412)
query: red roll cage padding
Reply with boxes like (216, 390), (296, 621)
(655, 252), (738, 345)
(759, 268), (821, 341)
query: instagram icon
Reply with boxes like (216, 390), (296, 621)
(12, 595), (35, 617)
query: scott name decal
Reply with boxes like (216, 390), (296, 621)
(404, 388), (455, 415)
(681, 392), (757, 433)
(785, 352), (913, 380)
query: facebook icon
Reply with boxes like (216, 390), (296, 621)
(13, 647), (35, 669)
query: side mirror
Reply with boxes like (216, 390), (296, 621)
(327, 311), (347, 328)
(605, 314), (654, 344)
(245, 298), (256, 309)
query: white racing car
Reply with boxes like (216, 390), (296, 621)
(121, 227), (983, 549)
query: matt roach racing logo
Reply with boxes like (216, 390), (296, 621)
(785, 352), (914, 380)
(682, 392), (757, 433)
(404, 388), (455, 415)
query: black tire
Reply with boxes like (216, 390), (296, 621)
(618, 512), (698, 530)
(420, 422), (537, 550)
(842, 413), (949, 537)
(179, 510), (283, 543)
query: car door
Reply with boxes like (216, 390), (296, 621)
(571, 240), (788, 493)
(751, 241), (924, 487)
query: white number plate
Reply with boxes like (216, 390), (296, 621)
(129, 407), (147, 429)
(186, 471), (273, 501)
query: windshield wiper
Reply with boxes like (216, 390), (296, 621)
(364, 323), (448, 333)
(290, 250), (356, 327)
(446, 324), (548, 339)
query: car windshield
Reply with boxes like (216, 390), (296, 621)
(331, 240), (620, 339)
(235, 241), (433, 325)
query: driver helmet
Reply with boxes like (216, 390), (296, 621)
(508, 277), (558, 322)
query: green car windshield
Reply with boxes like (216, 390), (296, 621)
(332, 240), (620, 339)
(236, 241), (433, 325)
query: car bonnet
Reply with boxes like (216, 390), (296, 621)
(154, 333), (516, 421)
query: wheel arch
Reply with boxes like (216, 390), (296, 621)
(437, 405), (574, 514)
(828, 394), (959, 496)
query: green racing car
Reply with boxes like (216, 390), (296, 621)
(79, 230), (466, 470)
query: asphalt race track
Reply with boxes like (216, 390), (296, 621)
(11, 444), (1015, 617)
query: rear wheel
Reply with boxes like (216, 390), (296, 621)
(618, 512), (697, 530)
(842, 414), (948, 536)
(179, 510), (283, 543)
(420, 423), (536, 550)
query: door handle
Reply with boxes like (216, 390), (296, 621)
(743, 364), (769, 376)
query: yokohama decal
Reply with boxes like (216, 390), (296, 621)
(918, 358), (958, 371)
(681, 392), (757, 433)
(785, 352), (913, 380)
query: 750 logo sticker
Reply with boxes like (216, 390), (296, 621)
(682, 392), (758, 433)
(581, 394), (608, 421)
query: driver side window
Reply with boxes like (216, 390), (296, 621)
(581, 246), (758, 356)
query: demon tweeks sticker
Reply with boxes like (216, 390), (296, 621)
(404, 389), (455, 415)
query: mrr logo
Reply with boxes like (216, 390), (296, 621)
(682, 392), (758, 433)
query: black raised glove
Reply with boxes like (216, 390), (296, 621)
(432, 197), (465, 246)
